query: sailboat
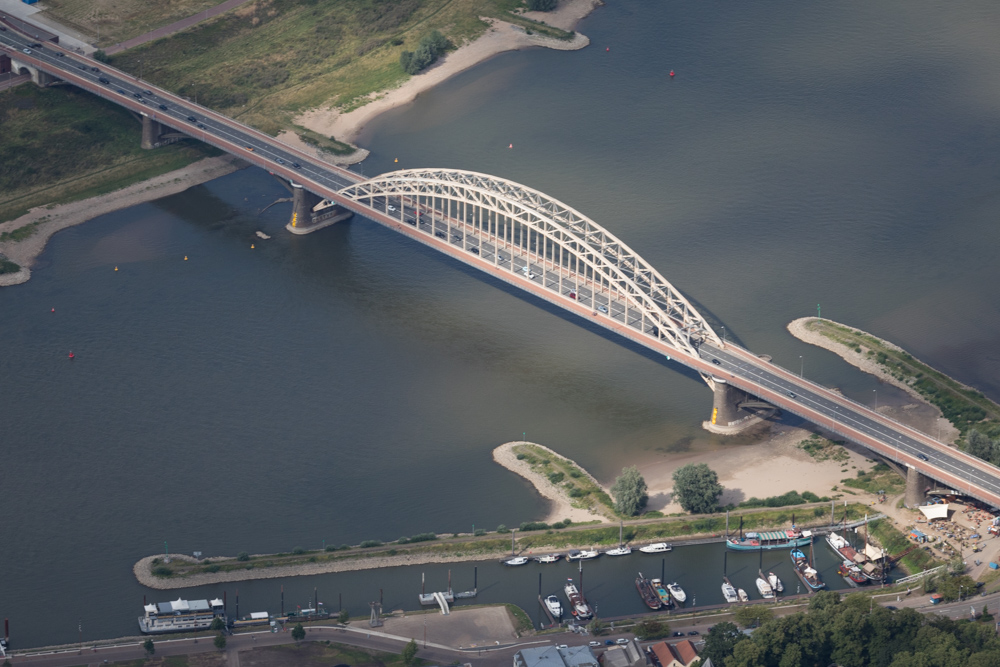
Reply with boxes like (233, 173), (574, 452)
(721, 551), (739, 603)
(605, 521), (632, 556)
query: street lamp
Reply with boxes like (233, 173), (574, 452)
(873, 389), (878, 410)
(799, 355), (803, 378)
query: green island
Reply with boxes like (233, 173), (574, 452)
(794, 317), (1000, 449)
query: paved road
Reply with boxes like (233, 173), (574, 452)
(4, 27), (1000, 509)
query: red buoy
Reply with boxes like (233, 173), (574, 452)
(669, 70), (675, 77)
(51, 308), (55, 312)
(68, 351), (75, 359)
(606, 47), (610, 52)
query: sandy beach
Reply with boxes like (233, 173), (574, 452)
(492, 441), (610, 524)
(296, 0), (600, 144)
(0, 156), (245, 287)
(788, 317), (960, 443)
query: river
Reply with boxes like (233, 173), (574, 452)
(2, 0), (999, 647)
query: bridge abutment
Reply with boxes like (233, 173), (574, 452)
(703, 378), (762, 435)
(286, 183), (352, 234)
(905, 466), (932, 507)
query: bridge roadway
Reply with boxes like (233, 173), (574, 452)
(5, 30), (1000, 509)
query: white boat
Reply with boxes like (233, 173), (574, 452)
(139, 598), (225, 634)
(667, 582), (687, 603)
(639, 542), (672, 554)
(544, 594), (563, 618)
(504, 556), (529, 566)
(605, 545), (632, 556)
(768, 571), (784, 593)
(566, 549), (600, 561)
(756, 577), (774, 599)
(721, 582), (738, 603)
(737, 588), (749, 602)
(536, 554), (562, 564)
(564, 579), (593, 619)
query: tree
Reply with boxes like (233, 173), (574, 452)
(701, 622), (746, 666)
(93, 50), (110, 63)
(671, 463), (723, 514)
(527, 0), (557, 9)
(588, 617), (606, 636)
(734, 604), (774, 629)
(237, 552), (250, 561)
(210, 616), (225, 631)
(610, 466), (648, 516)
(214, 633), (227, 650)
(402, 638), (418, 666)
(143, 638), (155, 655)
(291, 623), (305, 641)
(338, 609), (350, 623)
(634, 619), (671, 640)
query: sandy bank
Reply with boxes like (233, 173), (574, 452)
(788, 317), (960, 443)
(297, 0), (599, 145)
(638, 423), (879, 513)
(492, 441), (609, 524)
(0, 156), (245, 288)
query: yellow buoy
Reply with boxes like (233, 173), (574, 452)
(394, 158), (398, 163)
(251, 244), (255, 249)
(184, 256), (188, 261)
(114, 266), (118, 271)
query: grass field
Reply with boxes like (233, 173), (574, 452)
(0, 84), (219, 224)
(40, 0), (224, 49)
(80, 0), (570, 137)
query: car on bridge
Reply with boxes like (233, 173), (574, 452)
(597, 305), (608, 314)
(99, 77), (110, 84)
(918, 453), (930, 461)
(712, 358), (721, 365)
(159, 104), (168, 110)
(186, 116), (197, 122)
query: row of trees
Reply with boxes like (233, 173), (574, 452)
(965, 429), (1000, 467)
(609, 463), (724, 516)
(702, 590), (1000, 667)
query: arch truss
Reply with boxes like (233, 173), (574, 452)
(339, 168), (721, 358)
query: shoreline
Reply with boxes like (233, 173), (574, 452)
(788, 317), (961, 443)
(0, 155), (246, 288)
(297, 0), (600, 145)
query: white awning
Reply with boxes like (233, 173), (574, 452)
(143, 604), (157, 614)
(170, 598), (190, 612)
(919, 504), (953, 520)
(250, 612), (269, 620)
(864, 543), (885, 560)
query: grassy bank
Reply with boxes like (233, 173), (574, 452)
(90, 0), (573, 137)
(869, 518), (941, 575)
(512, 442), (617, 518)
(803, 318), (1000, 440)
(146, 502), (874, 582)
(0, 84), (219, 224)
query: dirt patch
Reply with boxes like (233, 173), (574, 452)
(241, 641), (403, 667)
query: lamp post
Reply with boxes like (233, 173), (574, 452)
(873, 389), (878, 411)
(799, 355), (803, 378)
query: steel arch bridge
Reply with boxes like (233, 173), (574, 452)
(338, 168), (721, 358)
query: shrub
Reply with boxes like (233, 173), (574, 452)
(474, 529), (486, 536)
(0, 259), (21, 274)
(568, 486), (587, 498)
(292, 546), (305, 555)
(519, 521), (548, 531)
(516, 453), (526, 460)
(152, 565), (173, 577)
(399, 30), (452, 74)
(236, 552), (250, 561)
(547, 471), (565, 484)
(407, 532), (437, 543)
(397, 536), (410, 544)
(338, 609), (350, 623)
(497, 524), (509, 533)
(359, 540), (383, 548)
(202, 564), (221, 573)
(325, 544), (337, 552)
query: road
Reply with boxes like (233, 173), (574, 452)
(3, 28), (1000, 509)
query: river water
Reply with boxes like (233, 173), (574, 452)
(3, 0), (1000, 647)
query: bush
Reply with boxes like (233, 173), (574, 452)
(93, 50), (110, 63)
(400, 30), (452, 75)
(634, 619), (671, 640)
(291, 623), (305, 641)
(202, 564), (221, 573)
(359, 540), (383, 548)
(237, 552), (250, 561)
(497, 524), (509, 533)
(407, 532), (438, 543)
(214, 633), (226, 650)
(338, 609), (350, 623)
(397, 536), (410, 544)
(547, 471), (565, 484)
(152, 565), (173, 577)
(325, 544), (337, 552)
(0, 259), (21, 274)
(519, 521), (548, 531)
(292, 546), (305, 555)
(515, 453), (526, 460)
(568, 486), (587, 498)
(474, 529), (486, 536)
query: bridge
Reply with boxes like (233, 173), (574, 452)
(4, 24), (1000, 510)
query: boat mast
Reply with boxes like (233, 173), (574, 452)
(619, 520), (623, 547)
(512, 529), (516, 556)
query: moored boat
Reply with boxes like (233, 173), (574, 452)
(566, 549), (600, 561)
(635, 572), (662, 610)
(668, 582), (687, 603)
(737, 588), (749, 602)
(728, 528), (812, 551)
(838, 559), (868, 586)
(768, 572), (784, 593)
(755, 577), (774, 599)
(605, 545), (632, 556)
(651, 578), (672, 608)
(536, 553), (562, 564)
(544, 594), (563, 618)
(721, 582), (738, 603)
(639, 542), (672, 554)
(791, 548), (825, 590)
(139, 597), (225, 634)
(564, 579), (593, 619)
(504, 556), (529, 566)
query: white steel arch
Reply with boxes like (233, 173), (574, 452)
(339, 168), (721, 357)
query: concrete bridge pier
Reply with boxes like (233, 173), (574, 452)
(286, 183), (352, 234)
(141, 116), (165, 149)
(703, 378), (761, 435)
(905, 466), (933, 507)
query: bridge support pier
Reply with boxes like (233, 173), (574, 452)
(702, 378), (761, 435)
(905, 466), (932, 507)
(141, 116), (165, 149)
(286, 183), (352, 234)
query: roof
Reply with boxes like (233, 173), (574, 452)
(672, 640), (698, 666)
(919, 504), (953, 520)
(864, 543), (886, 560)
(516, 646), (599, 667)
(650, 643), (677, 667)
